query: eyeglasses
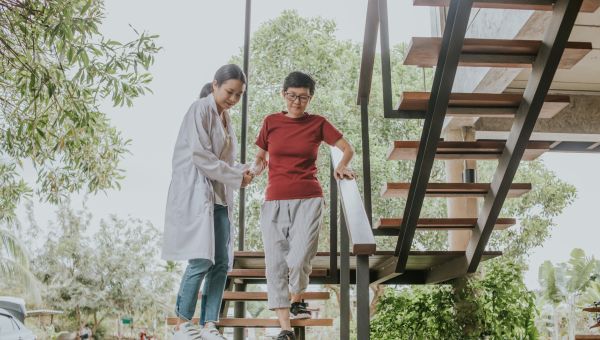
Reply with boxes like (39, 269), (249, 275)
(284, 92), (311, 103)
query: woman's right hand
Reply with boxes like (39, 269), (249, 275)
(241, 171), (254, 188)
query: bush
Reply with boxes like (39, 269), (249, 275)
(371, 259), (538, 340)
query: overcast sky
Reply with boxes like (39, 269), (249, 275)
(17, 1), (600, 290)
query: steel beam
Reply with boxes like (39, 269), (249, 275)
(395, 0), (474, 273)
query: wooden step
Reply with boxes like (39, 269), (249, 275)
(219, 291), (330, 301)
(387, 140), (551, 161)
(228, 268), (328, 278)
(413, 0), (600, 12)
(381, 182), (531, 198)
(165, 317), (333, 327)
(584, 307), (600, 312)
(404, 37), (592, 69)
(375, 217), (516, 231)
(398, 92), (570, 119)
(230, 251), (500, 273)
(403, 250), (502, 271)
(576, 335), (600, 340)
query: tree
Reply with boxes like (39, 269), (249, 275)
(483, 160), (577, 260)
(30, 202), (177, 335)
(0, 220), (38, 300)
(0, 0), (160, 223)
(537, 248), (600, 338)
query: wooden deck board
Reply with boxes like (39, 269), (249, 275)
(375, 217), (516, 230)
(232, 251), (501, 272)
(381, 182), (532, 198)
(397, 92), (570, 119)
(404, 37), (592, 69)
(219, 291), (330, 301)
(387, 140), (551, 161)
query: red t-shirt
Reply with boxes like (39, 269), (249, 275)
(255, 112), (343, 201)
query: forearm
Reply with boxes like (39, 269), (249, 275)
(250, 158), (266, 176)
(192, 151), (244, 187)
(250, 149), (268, 176)
(338, 144), (354, 168)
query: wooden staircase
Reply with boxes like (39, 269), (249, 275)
(165, 258), (335, 339)
(165, 284), (334, 328)
(357, 0), (593, 289)
(164, 0), (596, 339)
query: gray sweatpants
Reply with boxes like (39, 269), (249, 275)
(260, 197), (324, 310)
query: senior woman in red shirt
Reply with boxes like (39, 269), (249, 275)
(250, 71), (355, 340)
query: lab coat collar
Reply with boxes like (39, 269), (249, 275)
(207, 93), (219, 115)
(207, 93), (231, 129)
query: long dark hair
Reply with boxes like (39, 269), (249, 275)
(214, 64), (246, 86)
(199, 64), (247, 98)
(199, 82), (212, 98)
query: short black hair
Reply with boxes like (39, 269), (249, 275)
(283, 71), (315, 96)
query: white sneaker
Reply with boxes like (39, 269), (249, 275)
(199, 323), (227, 340)
(173, 322), (203, 340)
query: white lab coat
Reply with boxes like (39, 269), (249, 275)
(162, 94), (244, 270)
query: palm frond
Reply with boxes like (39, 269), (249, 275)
(0, 256), (41, 303)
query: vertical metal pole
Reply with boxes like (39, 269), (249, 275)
(340, 211), (350, 340)
(235, 3), (250, 338)
(233, 283), (246, 340)
(356, 255), (370, 340)
(360, 101), (373, 225)
(378, 0), (393, 115)
(238, 0), (251, 251)
(329, 161), (339, 283)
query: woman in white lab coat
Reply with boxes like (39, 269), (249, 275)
(162, 64), (253, 340)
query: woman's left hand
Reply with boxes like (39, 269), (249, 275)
(335, 165), (356, 180)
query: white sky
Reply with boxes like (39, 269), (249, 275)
(16, 1), (600, 290)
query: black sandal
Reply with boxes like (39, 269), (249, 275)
(276, 330), (296, 340)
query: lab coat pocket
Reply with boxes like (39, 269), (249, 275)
(167, 177), (205, 222)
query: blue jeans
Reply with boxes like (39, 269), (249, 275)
(175, 204), (230, 325)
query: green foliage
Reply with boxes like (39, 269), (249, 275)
(536, 248), (600, 338)
(28, 201), (177, 334)
(371, 285), (461, 339)
(0, 0), (160, 221)
(481, 161), (577, 259)
(371, 259), (538, 339)
(0, 221), (39, 301)
(0, 163), (31, 222)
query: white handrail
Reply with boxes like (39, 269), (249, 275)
(330, 146), (376, 255)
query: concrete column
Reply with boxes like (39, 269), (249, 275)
(445, 128), (478, 251)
